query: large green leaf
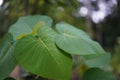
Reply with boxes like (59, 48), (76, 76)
(14, 26), (72, 80)
(83, 68), (116, 80)
(83, 53), (111, 68)
(55, 23), (105, 55)
(0, 33), (16, 80)
(9, 15), (52, 40)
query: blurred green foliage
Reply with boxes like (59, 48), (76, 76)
(112, 38), (120, 72)
(0, 0), (87, 39)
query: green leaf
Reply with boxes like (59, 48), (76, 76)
(83, 68), (116, 80)
(18, 15), (53, 28)
(14, 26), (72, 80)
(83, 53), (111, 68)
(0, 33), (16, 80)
(9, 15), (52, 40)
(9, 22), (32, 40)
(55, 23), (105, 55)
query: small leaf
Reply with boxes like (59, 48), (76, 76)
(83, 68), (116, 80)
(9, 22), (32, 40)
(9, 15), (52, 40)
(55, 23), (105, 55)
(0, 33), (16, 80)
(18, 15), (52, 28)
(14, 26), (72, 80)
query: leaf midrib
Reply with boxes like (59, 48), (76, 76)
(38, 38), (63, 72)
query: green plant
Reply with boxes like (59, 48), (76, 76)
(0, 15), (116, 80)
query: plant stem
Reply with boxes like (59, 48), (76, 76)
(35, 75), (39, 79)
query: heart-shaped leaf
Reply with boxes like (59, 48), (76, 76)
(83, 68), (116, 80)
(9, 15), (52, 40)
(0, 33), (16, 80)
(55, 23), (105, 55)
(14, 26), (72, 80)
